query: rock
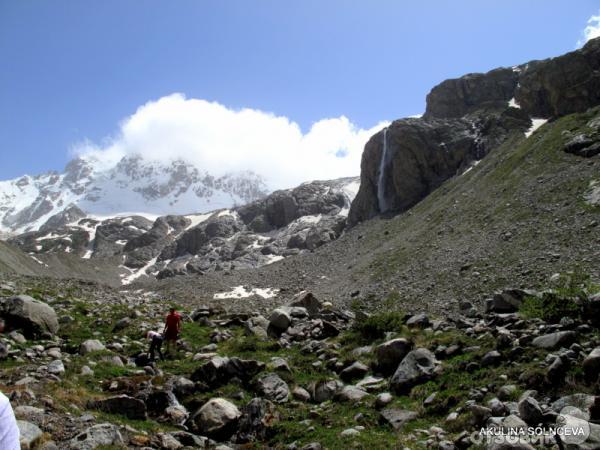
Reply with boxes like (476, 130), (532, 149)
(112, 317), (131, 332)
(518, 396), (544, 425)
(379, 408), (418, 431)
(81, 365), (94, 376)
(190, 356), (265, 388)
(375, 393), (393, 409)
(339, 361), (369, 382)
(546, 356), (567, 384)
(406, 313), (430, 328)
(309, 380), (341, 403)
(583, 347), (600, 383)
(234, 398), (280, 443)
(79, 339), (105, 355)
(255, 373), (289, 403)
(269, 308), (291, 331)
(481, 350), (501, 367)
(47, 359), (65, 375)
(68, 423), (124, 450)
(191, 398), (241, 440)
(336, 385), (369, 402)
(390, 348), (439, 394)
(485, 289), (534, 313)
(17, 420), (43, 450)
(269, 357), (292, 373)
(0, 295), (59, 338)
(288, 292), (322, 317)
(157, 433), (183, 449)
(551, 394), (596, 417)
(340, 428), (360, 437)
(531, 331), (576, 349)
(89, 395), (147, 420)
(244, 315), (269, 338)
(14, 406), (45, 424)
(375, 338), (413, 375)
(470, 405), (492, 426)
(292, 387), (311, 402)
(0, 342), (8, 360)
(497, 384), (518, 401)
(8, 331), (26, 344)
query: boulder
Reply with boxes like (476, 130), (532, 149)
(375, 338), (413, 375)
(68, 423), (124, 450)
(309, 380), (342, 403)
(379, 408), (418, 431)
(406, 313), (430, 328)
(190, 356), (265, 388)
(390, 348), (439, 394)
(17, 420), (43, 450)
(336, 385), (369, 402)
(0, 295), (59, 338)
(486, 289), (534, 313)
(518, 396), (544, 425)
(88, 395), (146, 420)
(79, 339), (106, 355)
(288, 292), (322, 317)
(191, 398), (241, 440)
(268, 308), (291, 332)
(339, 361), (369, 382)
(255, 373), (289, 403)
(531, 331), (576, 349)
(583, 347), (600, 383)
(234, 398), (280, 443)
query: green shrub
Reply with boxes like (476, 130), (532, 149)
(519, 292), (581, 323)
(352, 311), (405, 340)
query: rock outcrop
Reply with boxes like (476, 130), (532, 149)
(349, 37), (600, 224)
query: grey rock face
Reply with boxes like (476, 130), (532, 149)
(0, 295), (59, 338)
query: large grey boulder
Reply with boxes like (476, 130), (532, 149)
(191, 398), (241, 440)
(268, 308), (291, 331)
(288, 292), (322, 317)
(68, 423), (124, 450)
(0, 295), (59, 338)
(390, 348), (439, 394)
(190, 356), (265, 388)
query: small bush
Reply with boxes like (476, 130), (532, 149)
(352, 311), (405, 340)
(519, 292), (581, 323)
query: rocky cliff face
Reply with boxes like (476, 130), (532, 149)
(349, 37), (600, 224)
(9, 177), (359, 284)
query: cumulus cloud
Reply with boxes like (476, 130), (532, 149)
(577, 11), (600, 47)
(73, 94), (388, 190)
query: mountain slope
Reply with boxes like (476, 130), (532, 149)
(150, 100), (599, 316)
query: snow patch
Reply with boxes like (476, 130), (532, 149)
(525, 118), (548, 138)
(121, 257), (158, 285)
(185, 213), (212, 230)
(213, 286), (279, 299)
(264, 255), (284, 265)
(508, 97), (520, 109)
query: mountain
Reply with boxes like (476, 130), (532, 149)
(0, 153), (268, 235)
(7, 177), (360, 285)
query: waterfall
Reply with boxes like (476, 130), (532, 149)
(377, 128), (389, 213)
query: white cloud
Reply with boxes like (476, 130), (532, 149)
(577, 11), (600, 47)
(73, 93), (388, 190)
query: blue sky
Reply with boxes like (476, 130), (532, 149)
(1, 0), (599, 181)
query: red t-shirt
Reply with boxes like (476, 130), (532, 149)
(165, 312), (181, 331)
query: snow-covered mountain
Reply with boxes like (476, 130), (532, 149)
(0, 154), (268, 235)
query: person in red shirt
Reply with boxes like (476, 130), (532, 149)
(163, 307), (182, 358)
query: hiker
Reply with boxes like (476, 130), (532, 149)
(163, 307), (182, 357)
(146, 330), (164, 361)
(0, 392), (19, 449)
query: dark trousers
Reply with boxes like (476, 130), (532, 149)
(149, 336), (164, 361)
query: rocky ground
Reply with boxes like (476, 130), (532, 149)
(0, 271), (599, 449)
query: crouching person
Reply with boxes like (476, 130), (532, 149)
(146, 330), (164, 362)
